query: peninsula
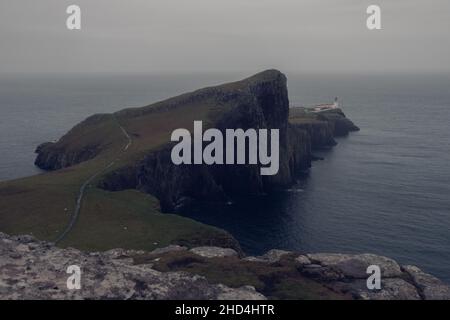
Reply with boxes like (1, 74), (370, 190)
(2, 70), (448, 300)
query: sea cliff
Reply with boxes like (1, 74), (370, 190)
(34, 70), (359, 212)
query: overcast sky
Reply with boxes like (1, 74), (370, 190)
(1, 0), (449, 74)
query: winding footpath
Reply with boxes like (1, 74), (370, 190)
(55, 117), (132, 244)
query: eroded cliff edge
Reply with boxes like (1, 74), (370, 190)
(34, 70), (359, 212)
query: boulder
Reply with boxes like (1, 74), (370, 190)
(295, 255), (311, 266)
(307, 253), (402, 278)
(344, 278), (421, 300)
(150, 245), (188, 255)
(190, 246), (238, 258)
(243, 249), (291, 263)
(403, 265), (450, 300)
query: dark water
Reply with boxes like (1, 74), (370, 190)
(1, 73), (449, 283)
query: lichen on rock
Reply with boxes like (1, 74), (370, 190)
(1, 232), (449, 300)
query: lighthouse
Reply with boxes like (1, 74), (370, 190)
(333, 97), (339, 109)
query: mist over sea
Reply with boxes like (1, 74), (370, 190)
(1, 73), (449, 283)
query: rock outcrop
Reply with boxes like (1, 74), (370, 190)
(0, 232), (263, 300)
(34, 142), (99, 171)
(2, 232), (448, 300)
(241, 251), (450, 300)
(34, 113), (115, 170)
(317, 109), (360, 137)
(190, 246), (239, 258)
(289, 107), (360, 149)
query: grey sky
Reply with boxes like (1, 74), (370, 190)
(1, 0), (449, 74)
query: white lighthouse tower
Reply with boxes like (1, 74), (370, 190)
(333, 97), (339, 109)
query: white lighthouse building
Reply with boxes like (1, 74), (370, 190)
(310, 97), (340, 113)
(333, 97), (339, 109)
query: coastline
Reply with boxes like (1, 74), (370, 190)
(1, 70), (448, 299)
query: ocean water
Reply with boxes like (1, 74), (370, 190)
(1, 73), (449, 283)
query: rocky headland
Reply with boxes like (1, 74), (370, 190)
(35, 70), (359, 213)
(4, 70), (448, 300)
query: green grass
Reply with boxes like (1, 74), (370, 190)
(0, 91), (237, 251)
(59, 188), (232, 252)
(134, 251), (350, 300)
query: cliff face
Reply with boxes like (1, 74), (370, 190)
(34, 70), (359, 212)
(290, 121), (336, 149)
(97, 71), (307, 211)
(34, 113), (117, 170)
(317, 109), (360, 137)
(289, 107), (360, 149)
(35, 141), (99, 170)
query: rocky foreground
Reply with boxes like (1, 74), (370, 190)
(0, 232), (263, 300)
(1, 232), (449, 300)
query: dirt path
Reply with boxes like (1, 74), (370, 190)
(54, 117), (132, 244)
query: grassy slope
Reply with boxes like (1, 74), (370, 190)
(0, 94), (232, 251)
(60, 189), (229, 252)
(288, 107), (329, 125)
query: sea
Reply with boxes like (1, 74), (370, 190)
(1, 72), (449, 283)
